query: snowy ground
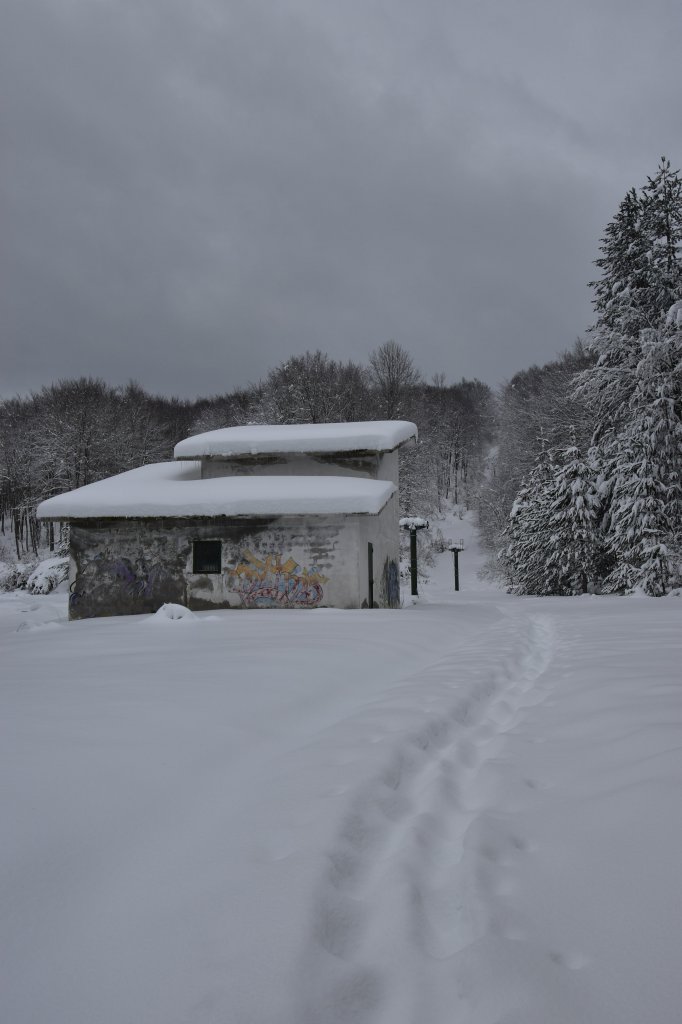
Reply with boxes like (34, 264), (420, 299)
(1, 514), (681, 1024)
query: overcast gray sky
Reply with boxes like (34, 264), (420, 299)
(2, 0), (680, 399)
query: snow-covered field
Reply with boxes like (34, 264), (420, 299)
(2, 516), (681, 1024)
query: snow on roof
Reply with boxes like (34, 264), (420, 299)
(174, 421), (417, 460)
(36, 462), (397, 520)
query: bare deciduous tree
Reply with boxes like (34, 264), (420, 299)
(368, 341), (420, 419)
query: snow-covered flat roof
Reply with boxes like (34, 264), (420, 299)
(174, 421), (417, 460)
(37, 462), (397, 520)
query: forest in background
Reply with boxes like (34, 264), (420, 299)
(2, 159), (681, 596)
(0, 342), (495, 566)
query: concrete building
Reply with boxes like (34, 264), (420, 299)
(37, 421), (417, 619)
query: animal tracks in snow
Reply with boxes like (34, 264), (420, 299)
(296, 613), (557, 1024)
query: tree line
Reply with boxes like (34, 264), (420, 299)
(0, 342), (495, 561)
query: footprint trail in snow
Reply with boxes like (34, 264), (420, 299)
(296, 613), (556, 1024)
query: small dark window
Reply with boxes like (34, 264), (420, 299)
(193, 540), (222, 573)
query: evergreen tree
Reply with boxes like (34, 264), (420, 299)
(502, 446), (556, 595)
(480, 344), (594, 563)
(581, 188), (648, 434)
(501, 434), (603, 596)
(544, 435), (601, 594)
(579, 159), (682, 440)
(603, 319), (682, 594)
(640, 157), (682, 321)
(590, 187), (649, 338)
(574, 160), (682, 595)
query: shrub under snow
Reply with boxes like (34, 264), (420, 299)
(0, 561), (36, 592)
(25, 557), (69, 595)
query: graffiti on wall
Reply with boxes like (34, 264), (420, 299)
(381, 558), (401, 608)
(70, 551), (169, 610)
(227, 549), (329, 608)
(69, 578), (82, 610)
(110, 556), (166, 598)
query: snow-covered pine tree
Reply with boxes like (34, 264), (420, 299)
(589, 187), (649, 339)
(578, 159), (682, 441)
(578, 190), (647, 437)
(502, 446), (556, 595)
(575, 160), (682, 594)
(603, 314), (682, 595)
(543, 433), (601, 594)
(640, 157), (682, 323)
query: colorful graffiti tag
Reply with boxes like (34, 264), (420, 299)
(227, 549), (329, 608)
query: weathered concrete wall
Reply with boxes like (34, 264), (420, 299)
(68, 521), (187, 619)
(377, 451), (399, 486)
(200, 451), (399, 485)
(360, 491), (402, 608)
(68, 515), (367, 619)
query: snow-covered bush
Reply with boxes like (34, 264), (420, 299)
(0, 562), (16, 591)
(25, 557), (69, 594)
(0, 560), (35, 592)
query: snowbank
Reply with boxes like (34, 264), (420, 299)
(149, 603), (197, 623)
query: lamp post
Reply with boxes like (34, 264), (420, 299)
(399, 517), (429, 596)
(448, 539), (464, 591)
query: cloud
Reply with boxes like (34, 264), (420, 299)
(2, 0), (681, 398)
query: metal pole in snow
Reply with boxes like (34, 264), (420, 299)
(449, 540), (464, 592)
(401, 518), (429, 598)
